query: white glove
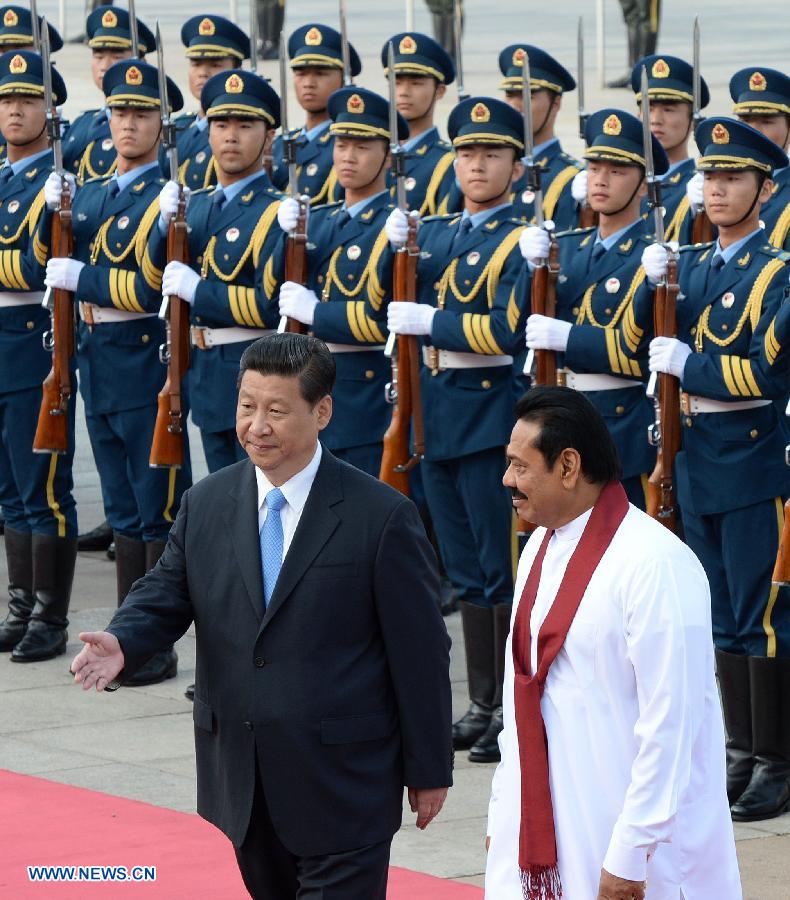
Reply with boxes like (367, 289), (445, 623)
(277, 197), (304, 233)
(649, 336), (692, 378)
(525, 314), (572, 352)
(686, 172), (705, 211)
(571, 169), (588, 205)
(385, 208), (420, 245)
(162, 261), (200, 304)
(44, 171), (76, 211)
(278, 281), (318, 326)
(387, 301), (437, 336)
(158, 180), (190, 225)
(642, 243), (669, 284)
(45, 257), (84, 292)
(519, 226), (550, 266)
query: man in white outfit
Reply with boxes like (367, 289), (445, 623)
(485, 386), (741, 900)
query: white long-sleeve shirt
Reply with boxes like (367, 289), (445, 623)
(486, 504), (741, 899)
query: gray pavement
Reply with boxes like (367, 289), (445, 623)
(3, 1), (790, 894)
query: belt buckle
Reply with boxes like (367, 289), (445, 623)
(556, 368), (567, 388)
(191, 326), (208, 351)
(79, 302), (95, 329)
(680, 391), (693, 416)
(428, 346), (440, 376)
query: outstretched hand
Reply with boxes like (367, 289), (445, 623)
(407, 787), (448, 830)
(70, 631), (124, 692)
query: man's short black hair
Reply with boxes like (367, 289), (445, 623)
(238, 333), (336, 406)
(515, 386), (622, 484)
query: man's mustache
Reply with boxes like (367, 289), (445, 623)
(510, 487), (527, 501)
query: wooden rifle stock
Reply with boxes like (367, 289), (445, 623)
(284, 198), (309, 334)
(33, 185), (74, 455)
(529, 233), (560, 387)
(578, 204), (598, 229)
(691, 208), (713, 245)
(646, 255), (681, 533)
(149, 193), (190, 468)
(773, 498), (790, 586)
(379, 218), (424, 496)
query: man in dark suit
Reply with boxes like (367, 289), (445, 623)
(70, 333), (453, 899)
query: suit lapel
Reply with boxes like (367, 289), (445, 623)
(225, 461), (265, 623)
(259, 450), (343, 633)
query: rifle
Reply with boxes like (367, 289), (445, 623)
(576, 16), (596, 229)
(642, 67), (681, 533)
(522, 50), (560, 388)
(690, 16), (712, 244)
(771, 400), (790, 586)
(33, 21), (73, 456)
(453, 0), (468, 102)
(380, 42), (424, 495)
(30, 0), (40, 51)
(149, 23), (190, 469)
(276, 32), (310, 336)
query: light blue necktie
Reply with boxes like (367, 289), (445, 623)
(260, 487), (286, 608)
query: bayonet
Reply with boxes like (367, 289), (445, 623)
(249, 1), (259, 72)
(128, 0), (140, 58)
(385, 40), (407, 358)
(641, 65), (664, 244)
(30, 0), (40, 52)
(577, 17), (587, 142)
(339, 0), (352, 86)
(692, 16), (702, 129)
(40, 18), (62, 175)
(522, 50), (544, 228)
(156, 22), (178, 183)
(279, 32), (299, 198)
(454, 0), (468, 101)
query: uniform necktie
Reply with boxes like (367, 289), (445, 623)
(208, 187), (225, 226)
(453, 216), (473, 249)
(711, 253), (725, 272)
(0, 166), (13, 185)
(106, 179), (120, 198)
(334, 208), (351, 230)
(591, 241), (606, 262)
(260, 488), (286, 608)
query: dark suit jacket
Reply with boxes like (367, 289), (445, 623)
(106, 449), (453, 855)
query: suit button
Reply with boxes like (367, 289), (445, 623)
(690, 326), (696, 335)
(141, 334), (150, 343)
(317, 275), (324, 283)
(26, 320), (34, 329)
(615, 405), (625, 414)
(750, 428), (759, 439)
(572, 307), (580, 316)
(721, 324), (728, 331)
(254, 657), (265, 668)
(244, 721), (254, 731)
(347, 274), (354, 281)
(196, 256), (203, 264)
(365, 370), (374, 379)
(604, 307), (612, 315)
(481, 379), (492, 389)
(685, 417), (693, 427)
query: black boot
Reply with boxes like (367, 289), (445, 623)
(606, 24), (640, 88)
(12, 534), (77, 662)
(731, 656), (790, 821)
(716, 648), (753, 804)
(452, 602), (495, 749)
(0, 527), (34, 651)
(432, 13), (456, 61)
(77, 519), (113, 552)
(121, 539), (178, 687)
(469, 603), (512, 763)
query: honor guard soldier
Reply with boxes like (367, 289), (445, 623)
(62, 7), (153, 182)
(270, 24), (361, 206)
(41, 59), (191, 686)
(152, 69), (282, 474)
(494, 45), (580, 231)
(521, 109), (668, 509)
(0, 6), (62, 53)
(0, 52), (77, 664)
(265, 87), (404, 477)
(726, 68), (790, 250)
(174, 15), (250, 192)
(628, 54), (710, 243)
(384, 98), (528, 763)
(380, 32), (458, 216)
(639, 119), (790, 821)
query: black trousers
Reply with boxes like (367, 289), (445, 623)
(235, 763), (391, 899)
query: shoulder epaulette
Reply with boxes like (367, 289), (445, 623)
(560, 151), (582, 166)
(83, 174), (112, 186)
(759, 243), (788, 259)
(191, 185), (214, 197)
(681, 240), (714, 253)
(558, 225), (596, 238)
(422, 213), (455, 223)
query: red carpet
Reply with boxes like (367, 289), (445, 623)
(0, 770), (483, 898)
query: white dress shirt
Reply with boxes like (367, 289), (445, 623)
(486, 504), (742, 899)
(255, 443), (322, 561)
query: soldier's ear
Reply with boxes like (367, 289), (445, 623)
(435, 82), (446, 102)
(512, 157), (525, 185)
(759, 176), (774, 205)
